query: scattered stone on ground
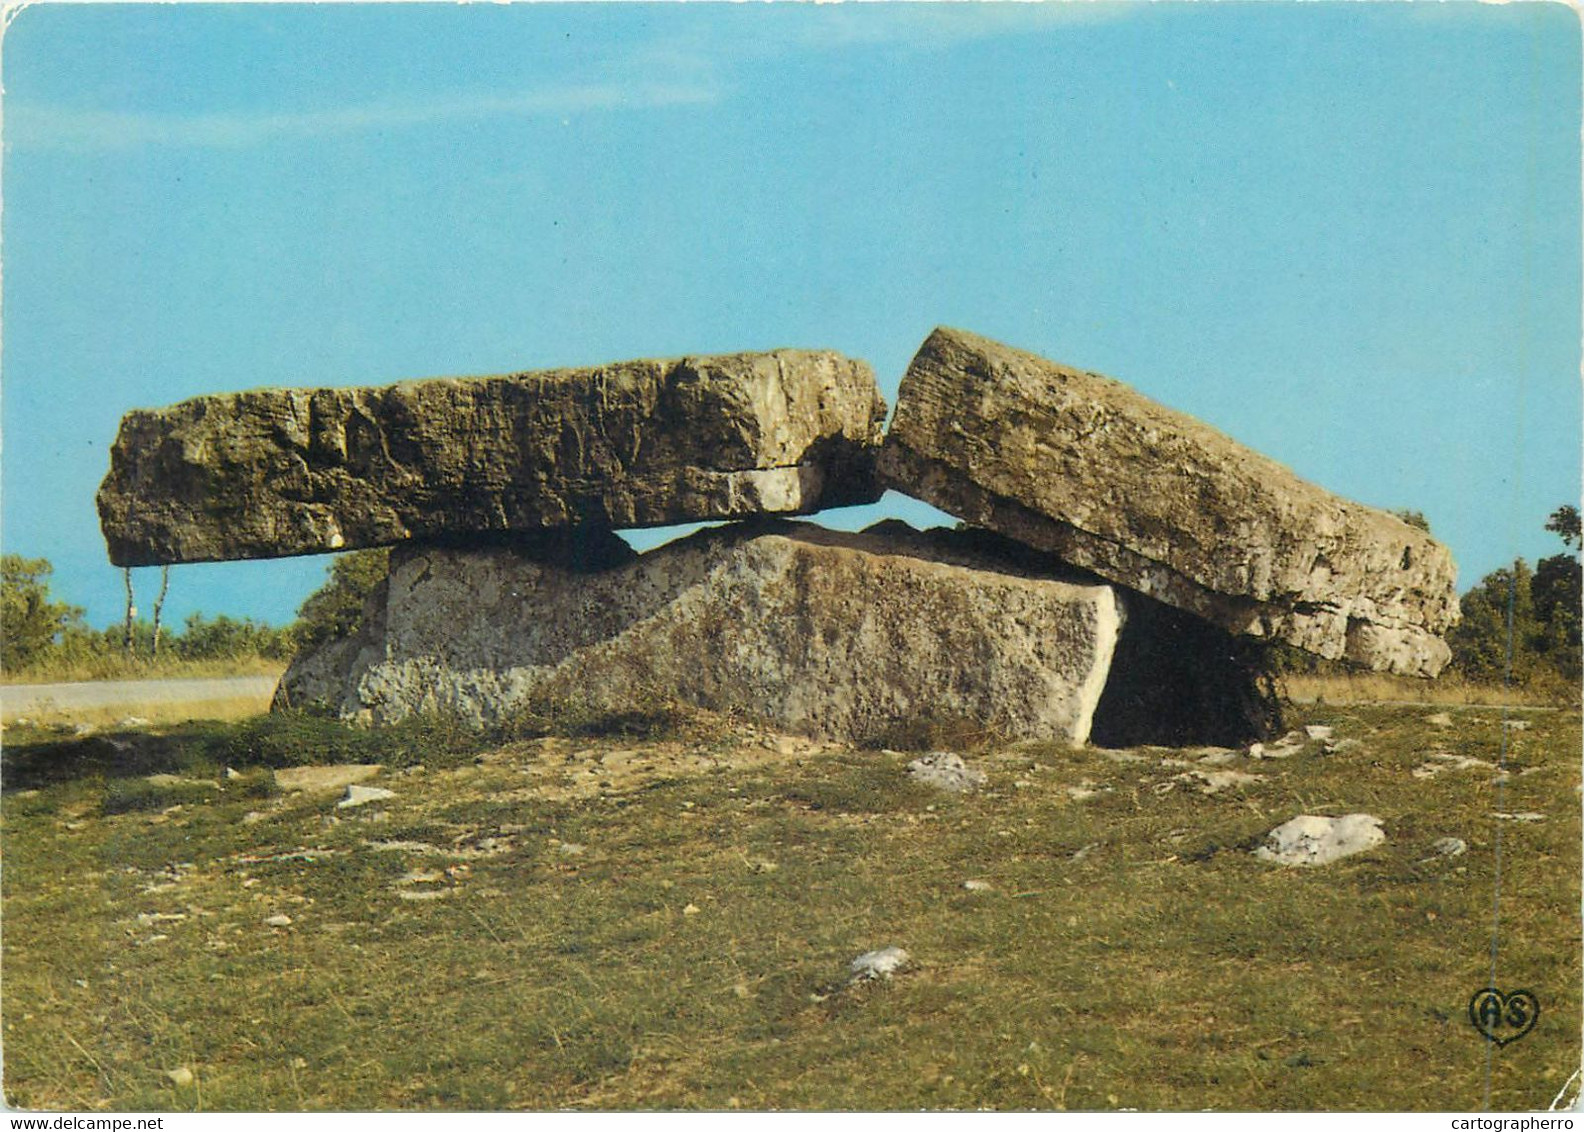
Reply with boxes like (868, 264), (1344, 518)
(1254, 813), (1386, 867)
(119, 716), (150, 728)
(1173, 768), (1262, 795)
(1249, 732), (1307, 760)
(274, 765), (385, 794)
(876, 326), (1458, 676)
(1426, 712), (1454, 728)
(338, 785), (396, 809)
(849, 947), (911, 982)
(1065, 780), (1110, 801)
(1492, 811), (1546, 823)
(1195, 749), (1241, 766)
(962, 879), (994, 892)
(908, 752), (988, 793)
(1412, 751), (1495, 780)
(1303, 725), (1334, 741)
(98, 347), (886, 565)
(1428, 837), (1468, 859)
(1502, 719), (1531, 731)
(136, 912), (187, 927)
(264, 914), (293, 928)
(1071, 842), (1099, 862)
(165, 1067), (195, 1089)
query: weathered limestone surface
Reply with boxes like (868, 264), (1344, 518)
(98, 349), (886, 566)
(275, 521), (1125, 746)
(877, 327), (1459, 677)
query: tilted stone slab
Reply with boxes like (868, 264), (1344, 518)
(877, 327), (1459, 676)
(275, 521), (1125, 747)
(97, 349), (886, 565)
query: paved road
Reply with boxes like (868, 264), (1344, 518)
(0, 675), (279, 717)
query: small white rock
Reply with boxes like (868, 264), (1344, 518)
(338, 784), (396, 809)
(907, 752), (986, 793)
(1065, 780), (1110, 801)
(1176, 768), (1261, 795)
(265, 914), (293, 928)
(962, 879), (993, 892)
(1255, 813), (1385, 867)
(1431, 837), (1468, 858)
(850, 946), (910, 982)
(1303, 725), (1334, 741)
(165, 1066), (195, 1088)
(1492, 811), (1546, 823)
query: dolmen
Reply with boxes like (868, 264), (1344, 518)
(97, 330), (1461, 748)
(878, 328), (1458, 678)
(97, 349), (887, 564)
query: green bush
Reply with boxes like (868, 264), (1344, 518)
(294, 549), (390, 649)
(1, 555), (87, 671)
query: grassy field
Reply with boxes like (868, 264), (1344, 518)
(1, 699), (1578, 1112)
(1283, 670), (1578, 709)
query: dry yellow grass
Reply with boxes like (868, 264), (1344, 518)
(1, 694), (276, 731)
(1281, 671), (1574, 708)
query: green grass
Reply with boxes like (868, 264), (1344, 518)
(2, 702), (1578, 1111)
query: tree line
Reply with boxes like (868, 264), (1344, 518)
(3, 507), (1580, 691)
(0, 550), (389, 678)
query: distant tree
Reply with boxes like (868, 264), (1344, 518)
(1392, 509), (1432, 533)
(1534, 506), (1582, 683)
(1545, 505), (1581, 551)
(1448, 559), (1536, 684)
(1, 555), (87, 670)
(1446, 503), (1583, 690)
(151, 566), (171, 657)
(121, 567), (136, 657)
(175, 612), (295, 661)
(293, 549), (390, 648)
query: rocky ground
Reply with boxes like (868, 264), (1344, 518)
(2, 699), (1578, 1111)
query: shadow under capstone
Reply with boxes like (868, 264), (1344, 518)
(1089, 591), (1283, 749)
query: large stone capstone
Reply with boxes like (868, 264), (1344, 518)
(274, 521), (1127, 747)
(97, 349), (886, 566)
(877, 327), (1459, 677)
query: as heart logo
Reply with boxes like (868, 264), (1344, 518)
(1468, 988), (1539, 1046)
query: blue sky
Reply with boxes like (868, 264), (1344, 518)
(2, 1), (1579, 630)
